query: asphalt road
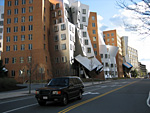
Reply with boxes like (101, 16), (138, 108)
(0, 78), (150, 113)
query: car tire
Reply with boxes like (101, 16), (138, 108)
(78, 91), (82, 100)
(61, 94), (68, 106)
(38, 101), (46, 106)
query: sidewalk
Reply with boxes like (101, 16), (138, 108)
(0, 81), (111, 100)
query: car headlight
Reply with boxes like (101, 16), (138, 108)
(35, 90), (39, 95)
(52, 91), (61, 95)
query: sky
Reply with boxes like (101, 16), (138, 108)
(0, 0), (150, 72)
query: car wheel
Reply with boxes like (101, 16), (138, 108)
(62, 94), (68, 106)
(38, 101), (46, 106)
(78, 91), (82, 100)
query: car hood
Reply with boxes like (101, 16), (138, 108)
(37, 86), (67, 90)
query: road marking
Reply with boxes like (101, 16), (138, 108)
(2, 103), (38, 113)
(58, 81), (138, 113)
(83, 92), (99, 95)
(147, 91), (150, 107)
(0, 96), (34, 105)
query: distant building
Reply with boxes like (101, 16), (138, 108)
(0, 6), (4, 59)
(138, 62), (147, 76)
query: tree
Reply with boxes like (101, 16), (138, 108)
(130, 69), (139, 77)
(117, 0), (150, 36)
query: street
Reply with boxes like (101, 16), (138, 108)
(0, 78), (150, 113)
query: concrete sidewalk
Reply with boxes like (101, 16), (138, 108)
(0, 81), (111, 100)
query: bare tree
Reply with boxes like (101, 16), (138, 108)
(117, 0), (150, 36)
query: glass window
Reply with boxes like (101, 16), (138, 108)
(82, 9), (86, 14)
(14, 9), (18, 14)
(93, 37), (96, 41)
(93, 44), (97, 48)
(21, 26), (25, 31)
(28, 56), (32, 63)
(83, 32), (87, 37)
(1, 14), (4, 19)
(54, 35), (59, 41)
(7, 10), (11, 15)
(58, 10), (62, 16)
(6, 36), (10, 42)
(62, 56), (67, 62)
(82, 16), (86, 22)
(7, 27), (11, 33)
(80, 24), (83, 29)
(92, 23), (95, 27)
(111, 33), (114, 36)
(22, 8), (26, 13)
(21, 16), (25, 22)
(14, 36), (18, 42)
(8, 1), (11, 7)
(7, 18), (11, 24)
(20, 57), (24, 63)
(94, 51), (97, 56)
(21, 44), (25, 50)
(11, 70), (15, 77)
(28, 34), (32, 40)
(61, 34), (66, 40)
(29, 6), (33, 12)
(14, 26), (18, 32)
(14, 17), (18, 23)
(107, 38), (110, 42)
(112, 38), (114, 41)
(13, 45), (17, 51)
(0, 21), (3, 26)
(54, 26), (59, 32)
(84, 39), (88, 45)
(56, 3), (60, 9)
(93, 30), (96, 34)
(100, 54), (103, 58)
(29, 25), (33, 31)
(0, 28), (3, 33)
(22, 0), (26, 5)
(15, 0), (18, 5)
(61, 44), (66, 50)
(58, 18), (63, 23)
(55, 45), (59, 51)
(87, 48), (91, 53)
(29, 16), (33, 21)
(5, 58), (9, 64)
(105, 54), (107, 58)
(28, 44), (32, 50)
(107, 34), (110, 37)
(21, 35), (25, 41)
(92, 16), (95, 20)
(52, 12), (56, 18)
(61, 24), (66, 30)
(29, 0), (33, 4)
(6, 46), (10, 51)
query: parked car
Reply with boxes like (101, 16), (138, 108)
(35, 76), (84, 106)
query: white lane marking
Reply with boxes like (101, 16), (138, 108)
(147, 91), (150, 107)
(0, 96), (34, 105)
(83, 92), (99, 95)
(2, 103), (38, 113)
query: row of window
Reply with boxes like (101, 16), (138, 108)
(55, 56), (67, 63)
(6, 44), (32, 51)
(52, 10), (62, 18)
(50, 3), (60, 11)
(100, 54), (110, 59)
(82, 30), (96, 37)
(103, 33), (114, 37)
(102, 62), (117, 68)
(6, 34), (32, 42)
(7, 16), (33, 24)
(7, 25), (33, 33)
(8, 0), (33, 7)
(7, 7), (33, 15)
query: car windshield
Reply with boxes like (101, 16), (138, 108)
(48, 78), (69, 86)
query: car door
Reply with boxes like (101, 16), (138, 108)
(67, 78), (76, 99)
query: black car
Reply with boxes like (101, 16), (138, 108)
(35, 76), (84, 106)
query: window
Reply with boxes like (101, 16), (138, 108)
(11, 70), (15, 77)
(100, 54), (103, 58)
(61, 34), (66, 40)
(5, 58), (9, 64)
(112, 38), (114, 41)
(92, 16), (95, 20)
(29, 16), (33, 21)
(56, 3), (60, 9)
(22, 8), (26, 13)
(54, 26), (59, 32)
(93, 44), (97, 48)
(6, 46), (10, 51)
(7, 27), (11, 33)
(28, 34), (32, 40)
(50, 4), (55, 11)
(21, 35), (25, 41)
(14, 17), (18, 23)
(1, 14), (4, 19)
(107, 34), (110, 37)
(82, 17), (86, 22)
(7, 10), (11, 15)
(14, 9), (18, 14)
(7, 18), (11, 24)
(93, 37), (96, 41)
(58, 18), (63, 23)
(0, 28), (3, 33)
(44, 25), (45, 31)
(29, 6), (33, 12)
(21, 16), (25, 22)
(83, 32), (87, 37)
(52, 12), (56, 18)
(55, 57), (59, 63)
(105, 54), (107, 58)
(111, 33), (114, 36)
(15, 0), (18, 5)
(54, 35), (59, 41)
(44, 44), (46, 49)
(84, 39), (88, 45)
(44, 34), (45, 40)
(55, 45), (59, 51)
(22, 0), (26, 5)
(87, 48), (91, 53)
(13, 45), (17, 51)
(29, 0), (33, 4)
(105, 62), (109, 67)
(93, 30), (96, 34)
(61, 44), (66, 50)
(6, 36), (10, 42)
(111, 64), (113, 68)
(29, 25), (33, 31)
(21, 44), (25, 50)
(28, 56), (32, 63)
(8, 1), (11, 7)
(0, 21), (3, 26)
(20, 57), (24, 63)
(12, 57), (16, 64)
(53, 19), (57, 24)
(14, 26), (18, 32)
(107, 38), (110, 42)
(28, 44), (32, 50)
(92, 23), (95, 27)
(103, 34), (105, 38)
(21, 26), (25, 31)
(61, 24), (66, 30)
(82, 9), (86, 14)
(94, 51), (97, 56)
(58, 10), (62, 16)
(80, 24), (83, 29)
(62, 56), (67, 62)
(14, 36), (18, 42)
